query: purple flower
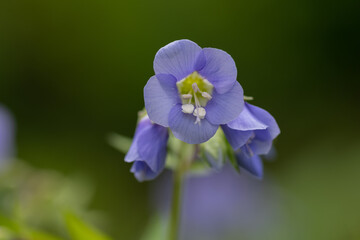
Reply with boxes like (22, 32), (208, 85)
(144, 40), (244, 144)
(222, 102), (280, 178)
(125, 116), (169, 181)
(0, 105), (15, 165)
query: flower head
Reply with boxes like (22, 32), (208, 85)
(0, 105), (15, 166)
(125, 116), (169, 181)
(144, 40), (244, 144)
(118, 40), (281, 182)
(222, 102), (280, 178)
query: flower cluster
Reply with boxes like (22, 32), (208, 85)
(125, 40), (280, 181)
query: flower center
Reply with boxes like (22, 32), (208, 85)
(176, 72), (214, 124)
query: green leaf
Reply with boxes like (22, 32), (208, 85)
(107, 133), (132, 154)
(65, 212), (112, 240)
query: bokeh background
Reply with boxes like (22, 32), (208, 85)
(1, 0), (360, 239)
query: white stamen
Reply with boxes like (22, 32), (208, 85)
(182, 94), (192, 99)
(201, 92), (212, 100)
(182, 104), (194, 114)
(193, 107), (206, 119)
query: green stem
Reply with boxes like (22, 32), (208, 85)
(168, 143), (199, 240)
(168, 168), (183, 240)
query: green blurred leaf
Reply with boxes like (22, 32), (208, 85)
(107, 133), (132, 154)
(0, 161), (98, 237)
(29, 231), (65, 240)
(140, 214), (166, 240)
(0, 227), (15, 240)
(65, 212), (112, 240)
(0, 214), (21, 234)
(0, 215), (64, 240)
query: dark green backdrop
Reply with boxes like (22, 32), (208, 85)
(1, 0), (359, 239)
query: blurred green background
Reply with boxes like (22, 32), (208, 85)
(0, 0), (359, 239)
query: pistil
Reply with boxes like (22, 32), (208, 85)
(192, 83), (204, 124)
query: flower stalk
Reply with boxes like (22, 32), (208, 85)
(168, 143), (199, 240)
(168, 165), (183, 240)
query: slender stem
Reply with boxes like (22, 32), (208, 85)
(168, 143), (198, 240)
(168, 169), (183, 240)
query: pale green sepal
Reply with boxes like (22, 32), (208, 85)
(187, 159), (212, 175)
(200, 128), (227, 169)
(165, 134), (194, 170)
(166, 134), (212, 175)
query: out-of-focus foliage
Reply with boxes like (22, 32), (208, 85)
(0, 162), (110, 240)
(140, 214), (167, 240)
(0, 212), (113, 240)
(65, 213), (111, 240)
(273, 139), (360, 240)
(107, 134), (132, 156)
